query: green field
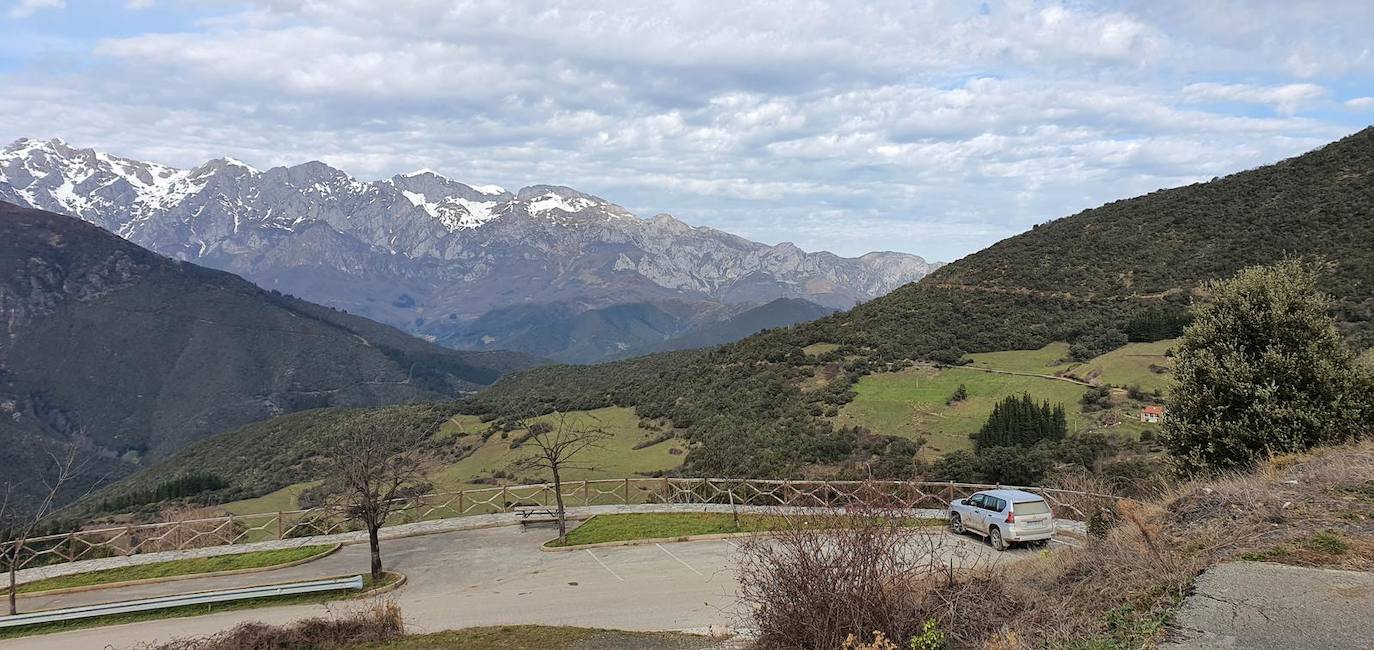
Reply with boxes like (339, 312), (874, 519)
(213, 407), (686, 515)
(222, 481), (321, 515)
(965, 341), (1074, 374)
(803, 342), (841, 356)
(430, 407), (688, 491)
(834, 340), (1177, 453)
(18, 545), (331, 594)
(833, 365), (1091, 454)
(1061, 339), (1177, 392)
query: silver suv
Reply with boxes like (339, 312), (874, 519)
(948, 489), (1055, 551)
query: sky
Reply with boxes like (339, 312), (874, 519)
(2, 1), (1372, 262)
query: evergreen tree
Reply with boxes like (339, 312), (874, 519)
(973, 393), (1068, 450)
(1164, 260), (1374, 472)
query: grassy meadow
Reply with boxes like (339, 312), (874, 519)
(833, 341), (1173, 455)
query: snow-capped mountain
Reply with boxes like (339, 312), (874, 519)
(1, 138), (939, 361)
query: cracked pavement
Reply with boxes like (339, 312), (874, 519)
(1162, 561), (1374, 649)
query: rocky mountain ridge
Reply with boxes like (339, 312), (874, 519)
(0, 138), (937, 360)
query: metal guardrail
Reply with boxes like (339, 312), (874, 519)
(3, 479), (1121, 571)
(0, 574), (365, 629)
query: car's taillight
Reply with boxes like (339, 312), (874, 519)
(1005, 510), (1015, 523)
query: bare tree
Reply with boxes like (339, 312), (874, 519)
(316, 421), (430, 581)
(1, 445), (88, 615)
(511, 415), (609, 544)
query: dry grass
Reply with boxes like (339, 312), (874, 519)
(740, 442), (1374, 648)
(140, 600), (404, 650)
(935, 440), (1374, 648)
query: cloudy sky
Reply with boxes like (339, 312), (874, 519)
(3, 1), (1372, 261)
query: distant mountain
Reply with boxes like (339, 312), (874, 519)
(0, 138), (938, 360)
(427, 297), (835, 363)
(0, 202), (541, 503)
(632, 298), (838, 356)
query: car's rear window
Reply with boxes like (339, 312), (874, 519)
(1013, 500), (1051, 515)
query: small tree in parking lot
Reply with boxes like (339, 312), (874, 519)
(512, 415), (609, 544)
(317, 421), (430, 581)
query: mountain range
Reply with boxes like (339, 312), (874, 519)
(0, 201), (540, 504)
(0, 138), (937, 362)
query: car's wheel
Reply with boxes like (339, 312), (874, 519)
(950, 512), (965, 535)
(989, 526), (1007, 551)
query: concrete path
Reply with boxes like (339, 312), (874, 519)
(1, 515), (1038, 649)
(1163, 561), (1374, 650)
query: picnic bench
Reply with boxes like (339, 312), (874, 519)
(513, 505), (559, 527)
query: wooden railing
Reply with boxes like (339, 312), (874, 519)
(2, 479), (1118, 571)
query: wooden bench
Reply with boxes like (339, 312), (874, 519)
(513, 505), (559, 527)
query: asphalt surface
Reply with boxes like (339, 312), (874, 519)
(1, 520), (1029, 649)
(1163, 561), (1374, 649)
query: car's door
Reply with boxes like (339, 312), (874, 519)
(962, 494), (986, 532)
(982, 496), (1005, 532)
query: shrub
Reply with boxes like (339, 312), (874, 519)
(1165, 260), (1374, 472)
(736, 485), (967, 648)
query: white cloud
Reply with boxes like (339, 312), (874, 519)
(1347, 97), (1374, 111)
(0, 0), (1370, 259)
(7, 0), (63, 19)
(1181, 83), (1329, 114)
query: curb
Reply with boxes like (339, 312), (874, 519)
(359, 571), (407, 597)
(16, 543), (342, 599)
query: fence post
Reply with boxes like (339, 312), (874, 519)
(502, 485), (509, 511)
(277, 512), (284, 540)
(583, 481), (590, 506)
(458, 489), (465, 515)
(623, 477), (630, 505)
(123, 525), (134, 556)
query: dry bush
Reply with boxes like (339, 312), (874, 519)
(141, 600), (403, 650)
(736, 482), (976, 649)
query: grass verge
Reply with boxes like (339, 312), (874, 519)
(546, 512), (941, 548)
(0, 572), (401, 640)
(17, 544), (334, 595)
(348, 624), (713, 649)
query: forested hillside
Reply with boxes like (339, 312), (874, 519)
(86, 128), (1374, 510)
(0, 203), (540, 506)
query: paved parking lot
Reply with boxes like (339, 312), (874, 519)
(3, 516), (1043, 649)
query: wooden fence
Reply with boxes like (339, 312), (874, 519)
(2, 478), (1118, 571)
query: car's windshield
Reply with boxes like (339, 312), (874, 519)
(1013, 500), (1051, 515)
